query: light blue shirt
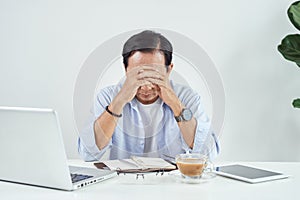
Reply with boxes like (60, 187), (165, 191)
(78, 81), (219, 161)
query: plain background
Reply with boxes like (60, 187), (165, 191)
(0, 0), (299, 162)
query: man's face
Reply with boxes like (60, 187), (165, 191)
(127, 51), (167, 104)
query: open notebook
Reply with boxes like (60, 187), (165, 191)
(94, 156), (176, 173)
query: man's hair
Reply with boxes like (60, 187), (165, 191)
(122, 30), (173, 69)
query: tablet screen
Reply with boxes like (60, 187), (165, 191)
(216, 164), (282, 179)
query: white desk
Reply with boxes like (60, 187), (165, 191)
(1, 160), (299, 200)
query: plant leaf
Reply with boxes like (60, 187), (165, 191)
(292, 98), (300, 108)
(278, 34), (300, 67)
(288, 1), (300, 31)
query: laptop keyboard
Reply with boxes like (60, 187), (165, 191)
(70, 173), (93, 183)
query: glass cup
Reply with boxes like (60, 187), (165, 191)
(175, 153), (214, 181)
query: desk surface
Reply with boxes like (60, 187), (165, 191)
(1, 160), (299, 200)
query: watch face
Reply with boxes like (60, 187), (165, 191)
(182, 108), (192, 121)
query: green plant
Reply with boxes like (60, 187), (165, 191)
(278, 1), (300, 108)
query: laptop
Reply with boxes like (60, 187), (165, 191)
(0, 106), (117, 191)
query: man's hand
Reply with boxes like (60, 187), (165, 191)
(117, 65), (154, 105)
(140, 65), (183, 116)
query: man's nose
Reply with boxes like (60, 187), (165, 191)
(140, 84), (153, 91)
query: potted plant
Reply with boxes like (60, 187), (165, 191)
(278, 1), (300, 108)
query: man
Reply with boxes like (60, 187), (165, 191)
(78, 30), (219, 161)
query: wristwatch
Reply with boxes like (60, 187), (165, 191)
(175, 108), (193, 122)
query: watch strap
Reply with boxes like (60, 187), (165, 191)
(175, 115), (182, 122)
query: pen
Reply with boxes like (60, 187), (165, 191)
(162, 154), (175, 160)
(162, 154), (176, 164)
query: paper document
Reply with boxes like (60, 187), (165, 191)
(100, 156), (176, 172)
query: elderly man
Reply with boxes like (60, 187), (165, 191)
(78, 30), (219, 161)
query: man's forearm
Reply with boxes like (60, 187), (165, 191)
(94, 94), (125, 150)
(177, 118), (197, 148)
(94, 112), (117, 150)
(169, 97), (196, 148)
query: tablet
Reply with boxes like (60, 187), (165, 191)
(214, 164), (289, 183)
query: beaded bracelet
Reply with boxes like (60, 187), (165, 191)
(105, 105), (122, 118)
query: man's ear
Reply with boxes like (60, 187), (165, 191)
(167, 63), (174, 75)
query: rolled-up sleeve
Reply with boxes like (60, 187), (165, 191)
(191, 95), (220, 160)
(77, 86), (115, 161)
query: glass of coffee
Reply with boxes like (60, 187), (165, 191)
(175, 153), (214, 181)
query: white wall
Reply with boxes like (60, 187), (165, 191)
(0, 0), (299, 161)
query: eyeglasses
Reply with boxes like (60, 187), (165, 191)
(117, 169), (166, 180)
(115, 170), (171, 184)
